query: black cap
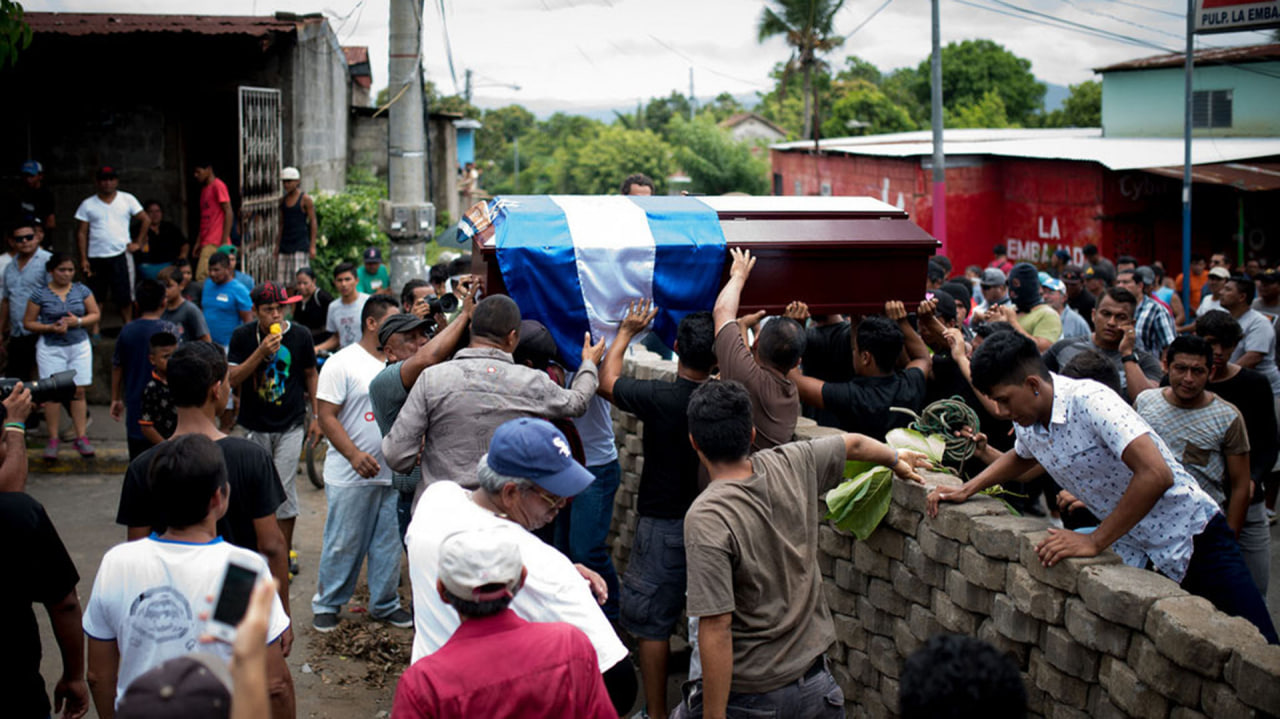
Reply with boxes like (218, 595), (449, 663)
(513, 320), (558, 370)
(97, 165), (119, 180)
(377, 313), (430, 348)
(117, 654), (232, 719)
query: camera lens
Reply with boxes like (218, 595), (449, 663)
(439, 293), (459, 314)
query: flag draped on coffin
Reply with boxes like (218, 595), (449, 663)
(493, 195), (727, 369)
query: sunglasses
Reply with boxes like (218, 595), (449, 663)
(12, 234), (35, 242)
(528, 485), (567, 510)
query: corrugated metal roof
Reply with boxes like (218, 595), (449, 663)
(1144, 162), (1280, 191)
(1095, 43), (1280, 72)
(772, 128), (1280, 173)
(26, 12), (298, 37)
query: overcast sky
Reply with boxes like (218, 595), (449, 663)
(32, 0), (1269, 114)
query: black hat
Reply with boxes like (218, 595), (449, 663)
(97, 165), (119, 180)
(117, 654), (231, 719)
(513, 320), (558, 370)
(377, 313), (431, 348)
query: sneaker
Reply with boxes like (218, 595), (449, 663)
(375, 608), (413, 629)
(289, 550), (300, 576)
(312, 613), (340, 633)
(42, 438), (59, 461)
(73, 436), (95, 457)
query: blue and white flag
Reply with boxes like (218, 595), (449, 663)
(493, 195), (727, 369)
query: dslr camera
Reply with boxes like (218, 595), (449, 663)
(0, 370), (77, 421)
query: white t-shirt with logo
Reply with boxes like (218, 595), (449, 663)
(316, 341), (392, 486)
(82, 535), (290, 707)
(74, 192), (144, 258)
(325, 292), (369, 349)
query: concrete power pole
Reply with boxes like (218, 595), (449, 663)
(930, 0), (947, 252)
(382, 0), (434, 290)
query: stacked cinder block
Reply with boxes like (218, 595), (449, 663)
(605, 352), (1280, 718)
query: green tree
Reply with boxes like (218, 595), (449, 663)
(555, 125), (674, 194)
(835, 55), (882, 85)
(880, 67), (927, 126)
(914, 39), (1045, 126)
(667, 116), (769, 195)
(823, 80), (917, 137)
(0, 0), (31, 69)
(1041, 80), (1101, 128)
(643, 91), (694, 137)
(755, 61), (835, 140)
(757, 0), (846, 141)
(698, 92), (747, 124)
(946, 89), (1012, 129)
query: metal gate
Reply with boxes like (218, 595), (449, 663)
(238, 86), (283, 284)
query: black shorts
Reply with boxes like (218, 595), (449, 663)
(88, 253), (133, 308)
(620, 516), (688, 640)
(5, 333), (38, 380)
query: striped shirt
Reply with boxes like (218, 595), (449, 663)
(1134, 389), (1249, 508)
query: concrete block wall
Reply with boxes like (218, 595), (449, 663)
(605, 350), (1280, 718)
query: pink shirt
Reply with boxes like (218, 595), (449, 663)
(391, 610), (614, 719)
(198, 178), (231, 248)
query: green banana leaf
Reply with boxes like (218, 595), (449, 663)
(824, 466), (895, 540)
(886, 427), (946, 465)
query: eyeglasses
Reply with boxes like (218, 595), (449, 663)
(528, 485), (567, 510)
(12, 234), (35, 242)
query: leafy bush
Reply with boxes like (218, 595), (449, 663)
(313, 168), (388, 294)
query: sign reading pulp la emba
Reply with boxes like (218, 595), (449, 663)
(1195, 0), (1280, 33)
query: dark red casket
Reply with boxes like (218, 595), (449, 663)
(473, 196), (939, 317)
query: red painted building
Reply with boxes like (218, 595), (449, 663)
(771, 128), (1280, 274)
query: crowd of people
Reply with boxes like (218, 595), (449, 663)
(6, 162), (1280, 719)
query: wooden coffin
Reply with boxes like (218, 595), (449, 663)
(472, 196), (939, 317)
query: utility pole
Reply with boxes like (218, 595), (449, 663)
(1180, 0), (1194, 313)
(464, 68), (473, 103)
(382, 0), (434, 291)
(689, 67), (695, 120)
(930, 0), (947, 252)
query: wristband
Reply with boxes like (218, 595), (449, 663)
(4, 421), (25, 430)
(892, 449), (900, 467)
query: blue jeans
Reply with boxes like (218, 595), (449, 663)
(312, 482), (402, 618)
(396, 489), (415, 548)
(673, 656), (845, 719)
(1181, 513), (1278, 644)
(554, 460), (621, 620)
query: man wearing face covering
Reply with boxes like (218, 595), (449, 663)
(986, 262), (1062, 353)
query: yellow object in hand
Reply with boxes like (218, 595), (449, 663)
(269, 323), (282, 335)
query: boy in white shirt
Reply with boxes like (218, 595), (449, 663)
(84, 433), (291, 719)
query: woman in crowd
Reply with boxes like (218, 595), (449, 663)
(292, 267), (333, 348)
(23, 252), (99, 459)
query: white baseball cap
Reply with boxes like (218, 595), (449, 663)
(280, 166), (301, 181)
(438, 527), (525, 602)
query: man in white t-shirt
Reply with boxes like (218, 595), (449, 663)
(406, 417), (635, 713)
(74, 166), (148, 325)
(84, 434), (291, 717)
(316, 261), (368, 352)
(311, 295), (409, 633)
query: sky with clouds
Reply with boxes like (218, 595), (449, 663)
(31, 0), (1270, 114)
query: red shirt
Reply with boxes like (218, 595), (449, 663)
(198, 178), (231, 248)
(391, 609), (614, 719)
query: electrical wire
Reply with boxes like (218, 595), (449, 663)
(435, 0), (460, 94)
(647, 34), (773, 89)
(842, 0), (895, 40)
(1060, 0), (1183, 41)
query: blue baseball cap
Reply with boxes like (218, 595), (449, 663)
(21, 160), (42, 176)
(486, 418), (593, 498)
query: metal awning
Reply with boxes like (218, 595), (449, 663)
(1143, 162), (1280, 191)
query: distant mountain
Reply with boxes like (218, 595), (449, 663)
(471, 92), (760, 121)
(1044, 82), (1069, 112)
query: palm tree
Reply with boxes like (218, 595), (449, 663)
(757, 0), (846, 142)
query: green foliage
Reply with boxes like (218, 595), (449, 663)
(946, 89), (1014, 129)
(312, 168), (388, 294)
(914, 39), (1046, 127)
(756, 61), (835, 140)
(825, 465), (894, 540)
(667, 116), (769, 195)
(835, 55), (882, 85)
(699, 92), (748, 124)
(554, 125), (674, 194)
(643, 91), (694, 137)
(823, 79), (917, 137)
(1040, 80), (1101, 128)
(0, 0), (31, 70)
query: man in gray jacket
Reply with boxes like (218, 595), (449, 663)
(382, 294), (604, 505)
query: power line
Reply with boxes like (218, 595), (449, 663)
(842, 0), (895, 40)
(435, 0), (460, 94)
(1060, 0), (1183, 41)
(647, 34), (772, 89)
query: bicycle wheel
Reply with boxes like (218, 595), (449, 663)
(306, 438), (328, 489)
